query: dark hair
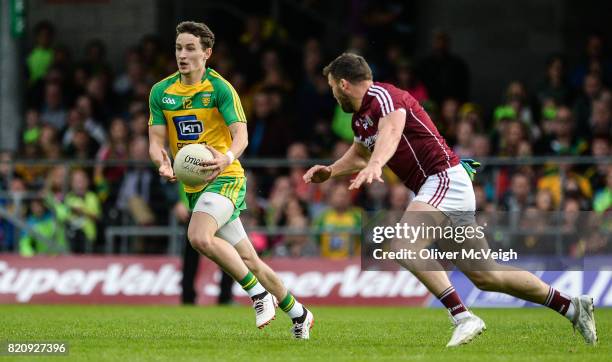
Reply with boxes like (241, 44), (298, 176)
(176, 21), (215, 49)
(323, 53), (372, 83)
(34, 20), (55, 36)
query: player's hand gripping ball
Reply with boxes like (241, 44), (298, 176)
(173, 144), (214, 187)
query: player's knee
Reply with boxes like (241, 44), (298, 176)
(188, 233), (215, 255)
(466, 271), (502, 292)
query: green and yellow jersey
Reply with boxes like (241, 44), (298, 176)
(148, 67), (246, 193)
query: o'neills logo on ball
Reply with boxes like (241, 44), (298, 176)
(184, 155), (202, 167)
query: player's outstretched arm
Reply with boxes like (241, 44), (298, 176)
(349, 110), (405, 190)
(303, 142), (368, 184)
(149, 125), (176, 182)
(227, 122), (248, 159)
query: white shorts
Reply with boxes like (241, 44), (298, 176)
(413, 164), (476, 223)
(192, 192), (248, 245)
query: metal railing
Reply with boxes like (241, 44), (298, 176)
(1, 156), (610, 256)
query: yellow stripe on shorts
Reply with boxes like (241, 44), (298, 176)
(232, 178), (244, 204)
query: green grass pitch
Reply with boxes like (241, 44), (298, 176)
(1, 305), (609, 361)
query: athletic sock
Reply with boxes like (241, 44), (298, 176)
(239, 271), (266, 299)
(279, 292), (304, 320)
(438, 286), (471, 321)
(544, 287), (575, 321)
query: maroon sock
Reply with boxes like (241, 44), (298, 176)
(438, 286), (468, 317)
(544, 287), (571, 315)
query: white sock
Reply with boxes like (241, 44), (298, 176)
(245, 282), (266, 298)
(287, 300), (304, 319)
(453, 311), (472, 321)
(564, 300), (576, 321)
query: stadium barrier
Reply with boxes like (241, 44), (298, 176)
(1, 255), (611, 307)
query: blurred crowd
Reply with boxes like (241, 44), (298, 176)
(0, 16), (610, 258)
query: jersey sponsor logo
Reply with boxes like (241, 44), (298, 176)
(162, 97), (176, 105)
(356, 134), (377, 150)
(177, 141), (206, 150)
(172, 115), (203, 140)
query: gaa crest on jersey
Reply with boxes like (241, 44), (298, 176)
(201, 93), (212, 107)
(173, 115), (203, 140)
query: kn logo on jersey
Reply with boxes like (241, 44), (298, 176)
(173, 115), (203, 140)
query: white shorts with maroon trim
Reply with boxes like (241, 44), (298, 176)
(413, 164), (476, 214)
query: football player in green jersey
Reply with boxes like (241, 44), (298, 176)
(148, 21), (313, 338)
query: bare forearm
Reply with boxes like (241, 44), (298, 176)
(229, 131), (248, 159)
(227, 122), (248, 160)
(149, 142), (165, 168)
(369, 124), (402, 168)
(330, 145), (368, 178)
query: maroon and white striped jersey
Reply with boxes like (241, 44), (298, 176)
(352, 82), (459, 192)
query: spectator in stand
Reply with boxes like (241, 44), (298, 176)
(19, 198), (66, 256)
(0, 151), (13, 191)
(562, 197), (588, 257)
(71, 63), (90, 96)
(286, 142), (311, 202)
(140, 34), (169, 79)
(83, 39), (112, 76)
(63, 169), (101, 253)
(86, 74), (115, 125)
(593, 166), (612, 214)
(437, 98), (459, 142)
(27, 21), (55, 85)
(266, 176), (293, 228)
(573, 73), (604, 133)
(585, 137), (611, 192)
(453, 119), (475, 158)
(74, 95), (106, 144)
(114, 47), (146, 97)
(538, 164), (593, 208)
(40, 82), (67, 130)
(15, 126), (50, 187)
(392, 60), (429, 103)
(536, 54), (572, 107)
(358, 182), (389, 212)
(417, 30), (470, 103)
(252, 49), (294, 95)
(458, 103), (483, 132)
(570, 33), (612, 89)
(518, 189), (555, 255)
(497, 119), (526, 157)
(64, 128), (98, 161)
(246, 89), (291, 157)
(94, 117), (130, 203)
(296, 38), (336, 140)
(313, 183), (362, 259)
(473, 182), (493, 212)
(1, 177), (28, 251)
(61, 107), (105, 152)
(502, 173), (533, 212)
(535, 106), (588, 156)
(21, 109), (42, 147)
(42, 165), (69, 245)
(115, 137), (168, 229)
(589, 98), (611, 137)
(493, 81), (538, 140)
(274, 197), (312, 257)
(38, 124), (62, 159)
(128, 110), (149, 138)
(384, 184), (412, 224)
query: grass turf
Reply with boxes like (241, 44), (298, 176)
(0, 305), (609, 361)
